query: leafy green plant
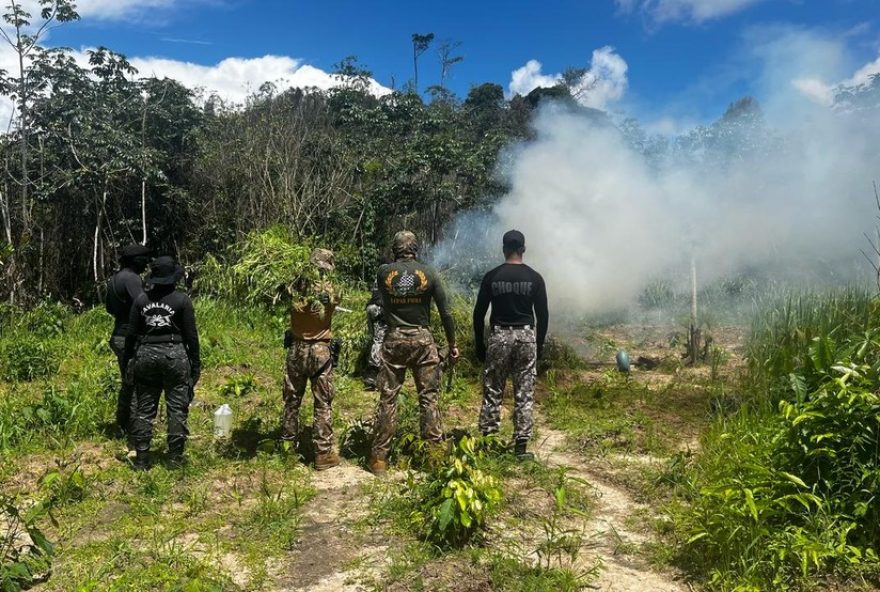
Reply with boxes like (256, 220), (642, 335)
(218, 373), (259, 398)
(408, 435), (503, 548)
(0, 337), (60, 382)
(1, 495), (55, 591)
(535, 470), (590, 572)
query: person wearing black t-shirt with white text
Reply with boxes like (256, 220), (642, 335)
(473, 230), (548, 461)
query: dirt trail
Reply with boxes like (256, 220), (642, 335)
(273, 462), (386, 592)
(533, 423), (688, 592)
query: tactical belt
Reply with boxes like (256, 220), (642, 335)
(493, 324), (532, 330)
(140, 334), (184, 344)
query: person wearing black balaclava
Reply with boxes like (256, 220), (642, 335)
(124, 256), (201, 470)
(105, 243), (152, 443)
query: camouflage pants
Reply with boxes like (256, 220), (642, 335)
(282, 341), (335, 454)
(109, 335), (136, 435)
(479, 326), (537, 443)
(130, 343), (193, 454)
(366, 304), (387, 370)
(371, 327), (443, 460)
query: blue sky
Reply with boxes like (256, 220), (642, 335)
(34, 0), (880, 126)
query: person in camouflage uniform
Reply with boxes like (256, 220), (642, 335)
(473, 230), (548, 461)
(124, 256), (201, 470)
(368, 231), (459, 475)
(105, 243), (152, 443)
(363, 281), (386, 390)
(282, 248), (341, 471)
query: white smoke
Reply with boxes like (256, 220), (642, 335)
(440, 29), (880, 315)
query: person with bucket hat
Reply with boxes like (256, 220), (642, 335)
(105, 243), (153, 442)
(473, 230), (548, 461)
(367, 231), (459, 475)
(123, 256), (201, 470)
(282, 248), (342, 471)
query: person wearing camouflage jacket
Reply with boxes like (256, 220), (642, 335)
(282, 248), (342, 471)
(473, 230), (548, 461)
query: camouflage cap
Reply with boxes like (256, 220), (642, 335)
(392, 231), (419, 258)
(310, 248), (335, 271)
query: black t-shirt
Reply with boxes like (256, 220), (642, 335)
(105, 268), (145, 335)
(473, 263), (549, 352)
(124, 287), (201, 374)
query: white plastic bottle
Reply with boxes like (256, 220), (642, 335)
(214, 403), (233, 438)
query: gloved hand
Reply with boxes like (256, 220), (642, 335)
(191, 366), (201, 387)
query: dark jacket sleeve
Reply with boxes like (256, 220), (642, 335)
(123, 294), (144, 367)
(431, 270), (456, 346)
(179, 294), (201, 375)
(534, 274), (549, 354)
(472, 274), (491, 355)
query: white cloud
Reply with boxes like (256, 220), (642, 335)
(617, 0), (768, 24)
(508, 47), (628, 111)
(792, 78), (834, 107)
(508, 60), (562, 97)
(128, 54), (391, 104)
(843, 54), (880, 87)
(75, 0), (179, 20)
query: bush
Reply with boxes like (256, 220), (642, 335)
(408, 435), (503, 548)
(0, 338), (60, 382)
(673, 291), (880, 590)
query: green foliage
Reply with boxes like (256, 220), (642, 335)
(1, 495), (56, 592)
(672, 290), (880, 590)
(0, 337), (60, 382)
(195, 227), (316, 306)
(408, 435), (503, 548)
(218, 373), (258, 399)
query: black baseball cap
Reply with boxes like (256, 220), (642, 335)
(502, 230), (525, 250)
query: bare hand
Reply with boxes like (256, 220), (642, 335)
(449, 346), (461, 363)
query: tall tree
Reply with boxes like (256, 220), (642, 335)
(411, 33), (434, 94)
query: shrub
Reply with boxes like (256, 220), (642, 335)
(0, 338), (60, 382)
(408, 435), (503, 548)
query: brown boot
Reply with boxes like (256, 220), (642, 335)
(315, 452), (341, 471)
(367, 456), (387, 476)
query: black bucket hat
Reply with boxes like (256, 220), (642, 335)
(146, 256), (184, 286)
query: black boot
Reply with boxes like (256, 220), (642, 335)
(514, 441), (535, 462)
(133, 450), (151, 471)
(167, 443), (186, 468)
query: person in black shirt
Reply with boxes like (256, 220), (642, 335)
(124, 256), (201, 470)
(105, 243), (152, 441)
(473, 230), (548, 461)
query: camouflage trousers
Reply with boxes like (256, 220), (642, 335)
(479, 326), (537, 443)
(109, 335), (135, 436)
(366, 304), (387, 370)
(371, 327), (443, 460)
(130, 343), (193, 455)
(282, 340), (335, 454)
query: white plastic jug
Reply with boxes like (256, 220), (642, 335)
(213, 404), (233, 439)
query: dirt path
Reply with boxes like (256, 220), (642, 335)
(273, 462), (386, 592)
(533, 423), (688, 592)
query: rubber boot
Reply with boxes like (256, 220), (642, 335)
(133, 450), (151, 472)
(514, 441), (535, 462)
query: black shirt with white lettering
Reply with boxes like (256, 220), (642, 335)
(473, 263), (549, 353)
(123, 286), (201, 374)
